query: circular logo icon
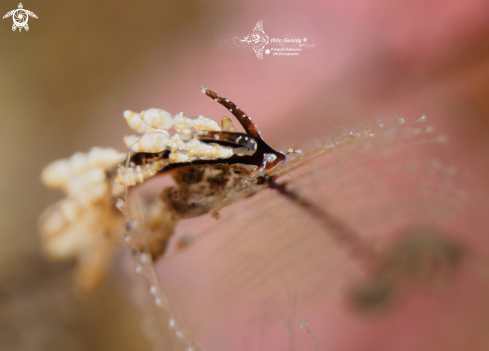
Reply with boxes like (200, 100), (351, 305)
(13, 9), (28, 27)
(265, 49), (270, 55)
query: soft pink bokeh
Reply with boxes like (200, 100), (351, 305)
(2, 0), (489, 349)
(104, 1), (489, 350)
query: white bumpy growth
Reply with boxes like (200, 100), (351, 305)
(122, 109), (233, 160)
(39, 147), (127, 292)
(39, 108), (239, 292)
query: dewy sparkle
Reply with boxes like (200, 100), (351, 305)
(40, 87), (472, 351)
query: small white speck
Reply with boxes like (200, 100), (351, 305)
(396, 117), (406, 124)
(134, 264), (145, 275)
(115, 199), (126, 212)
(139, 252), (152, 264)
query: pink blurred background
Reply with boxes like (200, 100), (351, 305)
(1, 0), (489, 350)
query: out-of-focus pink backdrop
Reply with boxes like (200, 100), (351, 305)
(1, 0), (489, 350)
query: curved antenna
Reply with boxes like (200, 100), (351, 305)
(200, 86), (263, 140)
(200, 86), (286, 172)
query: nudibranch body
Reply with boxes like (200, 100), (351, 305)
(40, 87), (287, 292)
